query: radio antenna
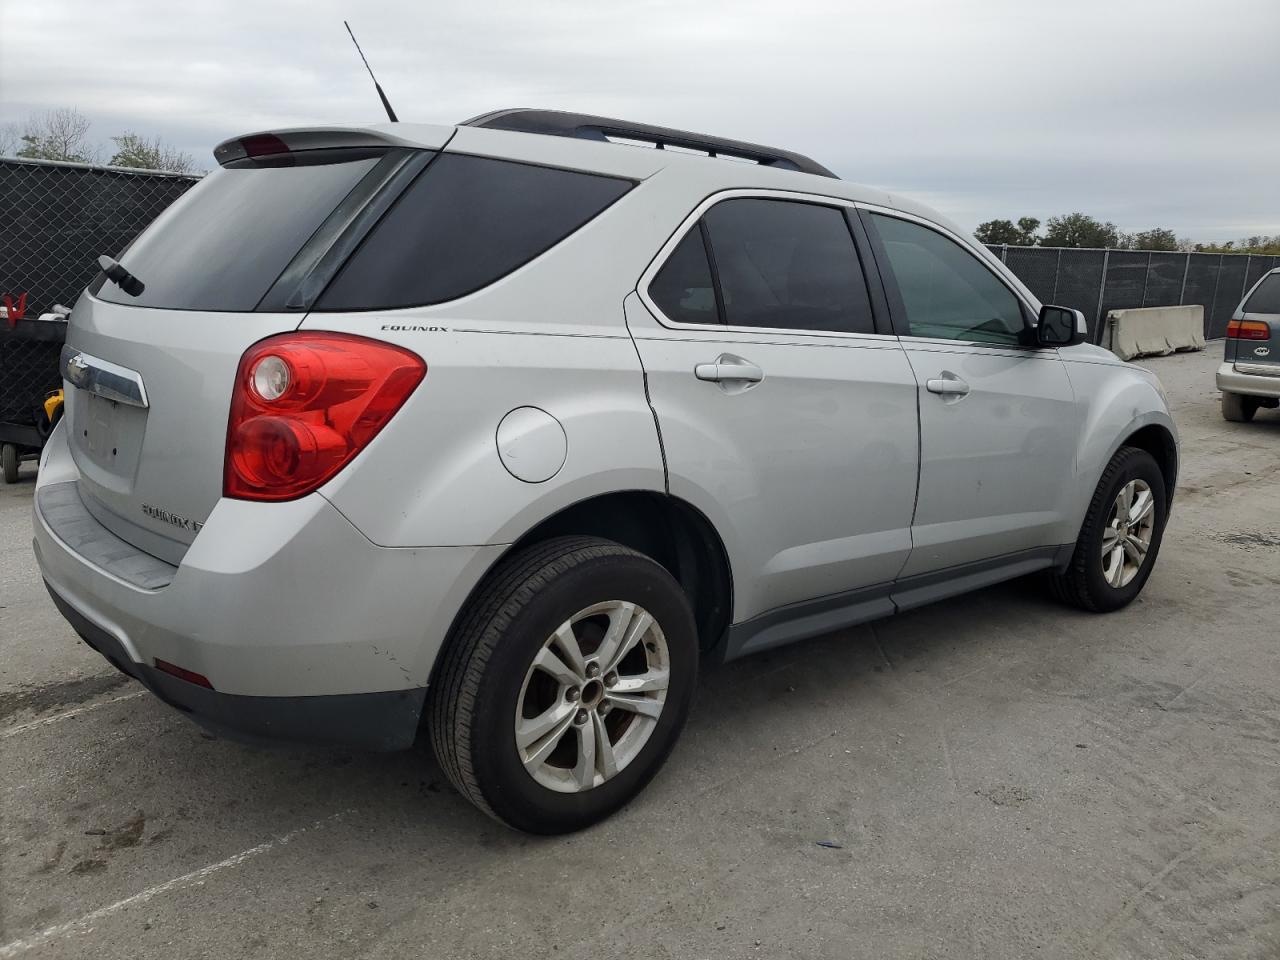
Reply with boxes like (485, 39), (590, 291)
(344, 21), (399, 122)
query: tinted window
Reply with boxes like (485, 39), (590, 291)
(95, 154), (383, 311)
(649, 228), (717, 324)
(871, 214), (1025, 344)
(1244, 274), (1280, 314)
(701, 199), (874, 334)
(317, 154), (632, 310)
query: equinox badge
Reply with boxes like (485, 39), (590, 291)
(142, 504), (204, 533)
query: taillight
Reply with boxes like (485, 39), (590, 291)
(225, 332), (425, 501)
(1227, 319), (1271, 340)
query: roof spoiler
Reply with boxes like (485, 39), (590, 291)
(212, 127), (408, 167)
(461, 108), (838, 179)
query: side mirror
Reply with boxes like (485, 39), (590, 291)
(1037, 305), (1087, 347)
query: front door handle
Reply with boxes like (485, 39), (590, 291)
(926, 373), (970, 397)
(694, 354), (764, 384)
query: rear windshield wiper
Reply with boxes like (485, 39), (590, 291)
(97, 255), (146, 297)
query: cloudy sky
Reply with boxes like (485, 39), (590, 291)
(2, 0), (1277, 241)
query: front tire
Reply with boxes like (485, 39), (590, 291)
(1222, 391), (1258, 422)
(429, 536), (698, 834)
(1049, 446), (1166, 612)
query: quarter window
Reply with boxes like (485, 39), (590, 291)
(870, 214), (1025, 344)
(648, 227), (717, 325)
(316, 154), (633, 310)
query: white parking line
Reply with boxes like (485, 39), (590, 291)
(0, 691), (148, 739)
(0, 809), (354, 957)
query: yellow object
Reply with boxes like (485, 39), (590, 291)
(43, 389), (64, 422)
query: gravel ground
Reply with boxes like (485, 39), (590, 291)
(2, 345), (1278, 959)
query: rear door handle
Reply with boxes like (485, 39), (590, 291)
(926, 374), (970, 397)
(694, 354), (764, 384)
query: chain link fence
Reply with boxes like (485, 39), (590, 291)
(1, 156), (200, 318)
(1, 158), (200, 437)
(988, 243), (1280, 342)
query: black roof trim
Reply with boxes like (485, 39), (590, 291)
(460, 108), (838, 179)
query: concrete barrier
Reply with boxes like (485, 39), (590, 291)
(1106, 305), (1206, 360)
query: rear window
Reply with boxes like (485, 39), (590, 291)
(314, 154), (633, 310)
(94, 153), (385, 311)
(1243, 274), (1280, 314)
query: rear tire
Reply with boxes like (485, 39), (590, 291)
(1221, 391), (1258, 422)
(1049, 446), (1166, 613)
(429, 536), (698, 834)
(1, 444), (18, 484)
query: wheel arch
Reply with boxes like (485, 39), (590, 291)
(1062, 359), (1180, 539)
(1073, 411), (1179, 535)
(437, 490), (735, 662)
(1120, 422), (1178, 503)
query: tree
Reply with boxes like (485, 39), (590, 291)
(0, 123), (19, 157)
(975, 216), (1041, 246)
(14, 108), (97, 163)
(1196, 235), (1280, 255)
(109, 132), (195, 174)
(1015, 216), (1041, 243)
(1129, 228), (1179, 252)
(1041, 213), (1121, 249)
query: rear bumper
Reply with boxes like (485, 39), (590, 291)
(32, 423), (505, 749)
(45, 582), (425, 750)
(1217, 362), (1280, 399)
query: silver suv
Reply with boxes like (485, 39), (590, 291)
(33, 110), (1178, 833)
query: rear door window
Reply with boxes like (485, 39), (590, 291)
(94, 153), (385, 311)
(1243, 274), (1280, 314)
(699, 198), (875, 334)
(315, 155), (633, 310)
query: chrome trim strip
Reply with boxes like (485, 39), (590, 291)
(635, 187), (1041, 343)
(60, 345), (149, 408)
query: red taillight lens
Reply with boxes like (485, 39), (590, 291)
(1227, 319), (1271, 340)
(225, 332), (425, 501)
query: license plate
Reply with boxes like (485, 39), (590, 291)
(83, 393), (122, 464)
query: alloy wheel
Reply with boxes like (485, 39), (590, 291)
(515, 600), (670, 793)
(1101, 478), (1156, 588)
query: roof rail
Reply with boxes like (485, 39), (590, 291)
(460, 108), (838, 179)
